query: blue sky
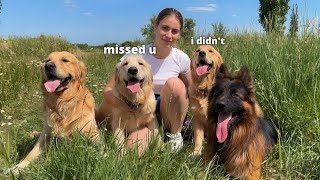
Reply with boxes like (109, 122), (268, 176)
(0, 0), (319, 45)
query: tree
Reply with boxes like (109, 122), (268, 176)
(212, 22), (228, 38)
(288, 4), (299, 38)
(181, 18), (196, 40)
(141, 15), (157, 43)
(259, 0), (290, 35)
(0, 0), (2, 14)
(120, 40), (142, 47)
(76, 43), (89, 50)
(104, 42), (118, 47)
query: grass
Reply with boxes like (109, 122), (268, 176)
(0, 33), (319, 179)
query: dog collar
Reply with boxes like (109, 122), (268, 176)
(122, 97), (139, 110)
(198, 88), (209, 97)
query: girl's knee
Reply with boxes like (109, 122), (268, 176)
(161, 77), (187, 97)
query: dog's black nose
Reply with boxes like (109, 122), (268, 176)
(45, 62), (56, 71)
(215, 101), (226, 110)
(199, 51), (206, 58)
(128, 67), (138, 75)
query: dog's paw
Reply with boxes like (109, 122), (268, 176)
(191, 150), (202, 156)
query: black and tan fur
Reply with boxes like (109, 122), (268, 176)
(204, 64), (277, 180)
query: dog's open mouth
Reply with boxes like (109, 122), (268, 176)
(125, 77), (144, 93)
(44, 74), (72, 93)
(216, 112), (239, 143)
(196, 59), (213, 76)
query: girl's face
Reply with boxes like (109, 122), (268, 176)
(154, 15), (181, 48)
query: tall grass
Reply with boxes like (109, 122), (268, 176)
(0, 34), (319, 179)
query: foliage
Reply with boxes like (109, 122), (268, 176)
(181, 18), (196, 41)
(104, 42), (118, 47)
(212, 22), (229, 38)
(120, 40), (143, 47)
(141, 15), (157, 44)
(76, 43), (90, 51)
(259, 0), (290, 35)
(288, 4), (299, 38)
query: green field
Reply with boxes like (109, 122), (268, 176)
(0, 34), (319, 179)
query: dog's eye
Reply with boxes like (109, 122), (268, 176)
(123, 62), (128, 66)
(62, 58), (69, 63)
(45, 59), (51, 63)
(209, 50), (213, 53)
(232, 92), (241, 98)
(196, 49), (200, 52)
(214, 89), (223, 96)
(139, 62), (144, 66)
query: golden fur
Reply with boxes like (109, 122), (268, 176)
(189, 45), (223, 155)
(11, 51), (99, 175)
(110, 56), (159, 155)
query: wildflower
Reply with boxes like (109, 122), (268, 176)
(1, 123), (5, 127)
(0, 73), (3, 76)
(7, 122), (12, 126)
(7, 116), (12, 120)
(0, 110), (4, 113)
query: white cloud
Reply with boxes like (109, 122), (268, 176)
(232, 14), (238, 17)
(64, 0), (79, 9)
(83, 12), (95, 17)
(186, 4), (217, 12)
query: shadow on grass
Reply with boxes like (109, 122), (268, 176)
(16, 135), (39, 162)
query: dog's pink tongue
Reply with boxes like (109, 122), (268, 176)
(196, 65), (209, 76)
(44, 80), (61, 93)
(216, 112), (232, 143)
(127, 81), (140, 93)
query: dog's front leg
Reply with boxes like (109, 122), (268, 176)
(113, 127), (126, 156)
(192, 120), (204, 156)
(11, 121), (52, 175)
(146, 118), (161, 143)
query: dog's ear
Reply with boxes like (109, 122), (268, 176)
(217, 53), (223, 67)
(216, 63), (229, 80)
(114, 61), (121, 84)
(190, 48), (199, 71)
(147, 63), (153, 86)
(214, 53), (223, 74)
(236, 65), (256, 93)
(79, 61), (87, 85)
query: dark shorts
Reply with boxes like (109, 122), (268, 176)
(155, 94), (161, 115)
(155, 94), (162, 126)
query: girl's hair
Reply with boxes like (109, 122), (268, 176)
(155, 8), (183, 30)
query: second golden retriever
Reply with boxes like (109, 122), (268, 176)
(111, 56), (159, 155)
(10, 51), (100, 175)
(189, 45), (223, 155)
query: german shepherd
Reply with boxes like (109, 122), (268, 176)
(204, 64), (278, 180)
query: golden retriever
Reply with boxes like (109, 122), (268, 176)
(189, 45), (223, 155)
(10, 51), (100, 175)
(111, 55), (159, 155)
